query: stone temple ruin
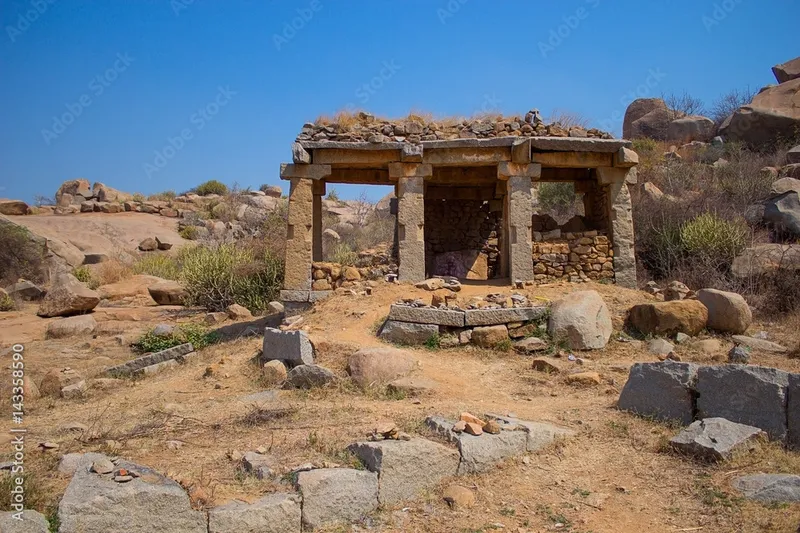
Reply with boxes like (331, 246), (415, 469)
(279, 112), (639, 312)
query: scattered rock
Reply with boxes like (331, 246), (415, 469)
(697, 289), (752, 334)
(471, 324), (509, 348)
(5, 279), (44, 301)
(205, 312), (228, 325)
(618, 361), (699, 424)
(40, 367), (85, 398)
(226, 303), (252, 320)
(693, 338), (723, 354)
(733, 474), (800, 504)
(208, 493), (301, 533)
(696, 365), (790, 441)
(456, 428), (529, 474)
(670, 418), (764, 462)
(262, 360), (288, 386)
(648, 338), (675, 356)
(565, 371), (601, 386)
(57, 452), (107, 477)
(663, 281), (691, 301)
(347, 347), (416, 388)
(627, 300), (708, 336)
(386, 376), (437, 396)
(155, 235), (174, 250)
(513, 336), (549, 354)
(464, 422), (483, 436)
(138, 238), (158, 251)
(442, 485), (476, 509)
(267, 301), (285, 314)
(348, 438), (459, 505)
(241, 452), (275, 480)
(531, 357), (568, 374)
(147, 280), (187, 305)
(45, 314), (97, 339)
(731, 334), (788, 354)
(295, 468), (379, 531)
(151, 323), (174, 337)
(37, 273), (100, 318)
(285, 364), (337, 389)
(548, 290), (612, 350)
(728, 345), (750, 364)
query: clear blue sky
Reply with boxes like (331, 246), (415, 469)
(1, 0), (798, 204)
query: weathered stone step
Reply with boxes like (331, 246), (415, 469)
(105, 343), (195, 377)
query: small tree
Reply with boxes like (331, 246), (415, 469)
(709, 87), (756, 126)
(663, 91), (706, 119)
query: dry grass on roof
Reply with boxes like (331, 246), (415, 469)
(313, 108), (526, 132)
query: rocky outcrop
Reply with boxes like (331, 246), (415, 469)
(547, 290), (612, 350)
(720, 78), (800, 147)
(696, 289), (752, 334)
(208, 494), (301, 533)
(772, 56), (800, 84)
(346, 347), (416, 388)
(732, 244), (800, 278)
(147, 280), (187, 305)
(623, 98), (668, 139)
(733, 474), (800, 504)
(0, 198), (30, 215)
(666, 115), (716, 143)
(37, 273), (100, 317)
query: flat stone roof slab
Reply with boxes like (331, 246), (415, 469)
(299, 136), (630, 153)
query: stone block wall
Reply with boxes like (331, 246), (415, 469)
(531, 231), (614, 283)
(425, 199), (502, 280)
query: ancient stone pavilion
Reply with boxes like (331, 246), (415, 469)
(279, 112), (639, 312)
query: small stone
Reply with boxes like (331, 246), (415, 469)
(728, 345), (750, 364)
(226, 303), (252, 320)
(483, 420), (501, 434)
(91, 459), (115, 474)
(114, 475), (133, 483)
(262, 360), (288, 385)
(205, 312), (228, 325)
(675, 332), (690, 344)
(649, 338), (675, 356)
(464, 422), (483, 436)
(39, 442), (59, 451)
(459, 412), (486, 426)
(166, 440), (183, 451)
(443, 485), (476, 509)
(565, 372), (601, 386)
(452, 420), (467, 433)
(267, 301), (285, 314)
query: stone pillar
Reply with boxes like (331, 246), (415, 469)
(389, 163), (432, 283)
(312, 181), (325, 261)
(279, 164), (331, 293)
(498, 162), (541, 284)
(597, 167), (637, 289)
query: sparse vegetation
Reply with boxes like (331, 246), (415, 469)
(72, 265), (98, 288)
(330, 243), (358, 266)
(663, 91), (706, 118)
(133, 323), (219, 353)
(132, 254), (181, 280)
(179, 225), (200, 240)
(147, 190), (176, 202)
(325, 188), (340, 202)
(0, 221), (46, 286)
(710, 87), (756, 126)
(0, 292), (15, 311)
(193, 180), (229, 196)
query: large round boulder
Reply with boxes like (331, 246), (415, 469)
(147, 280), (187, 305)
(696, 289), (752, 334)
(347, 347), (417, 388)
(0, 199), (30, 215)
(623, 98), (668, 139)
(720, 78), (800, 147)
(548, 290), (612, 350)
(667, 115), (716, 143)
(45, 315), (98, 339)
(627, 300), (708, 336)
(772, 56), (800, 84)
(763, 191), (800, 235)
(37, 274), (100, 318)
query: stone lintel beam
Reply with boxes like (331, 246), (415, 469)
(532, 151), (613, 169)
(280, 163), (332, 181)
(388, 162), (433, 180)
(423, 146), (510, 166)
(511, 138), (531, 163)
(292, 142), (311, 164)
(497, 162), (542, 180)
(613, 147), (639, 168)
(596, 166), (631, 185)
(401, 143), (423, 162)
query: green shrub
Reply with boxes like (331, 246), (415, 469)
(194, 180), (229, 196)
(179, 225), (199, 240)
(0, 293), (14, 311)
(72, 266), (98, 288)
(148, 190), (176, 201)
(537, 182), (576, 213)
(331, 243), (358, 266)
(133, 323), (219, 353)
(424, 333), (440, 350)
(132, 254), (181, 280)
(0, 221), (46, 286)
(132, 192), (146, 202)
(180, 243), (283, 312)
(325, 188), (340, 202)
(680, 212), (748, 262)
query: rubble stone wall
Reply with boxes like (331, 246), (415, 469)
(424, 199), (502, 280)
(531, 231), (614, 283)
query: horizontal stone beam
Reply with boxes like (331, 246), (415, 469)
(498, 162), (542, 179)
(279, 163), (331, 180)
(388, 305), (465, 327)
(312, 149), (401, 166)
(388, 162), (433, 179)
(529, 137), (631, 153)
(106, 343), (194, 377)
(464, 307), (548, 326)
(328, 168), (391, 184)
(423, 146), (511, 166)
(532, 151), (613, 169)
(298, 137), (631, 153)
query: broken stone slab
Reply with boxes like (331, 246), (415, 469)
(464, 306), (548, 326)
(134, 359), (179, 377)
(424, 416), (459, 444)
(696, 365), (790, 441)
(241, 452), (275, 480)
(670, 418), (765, 462)
(379, 320), (438, 345)
(483, 414), (576, 452)
(106, 343), (194, 377)
(790, 374), (800, 450)
(57, 452), (108, 477)
(348, 438), (459, 505)
(457, 430), (528, 474)
(730, 335), (788, 353)
(0, 510), (49, 533)
(261, 327), (314, 368)
(388, 304), (465, 327)
(208, 493), (302, 533)
(58, 455), (207, 533)
(295, 468), (379, 531)
(732, 474), (800, 504)
(618, 361), (699, 425)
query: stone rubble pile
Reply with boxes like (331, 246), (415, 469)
(297, 110), (614, 144)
